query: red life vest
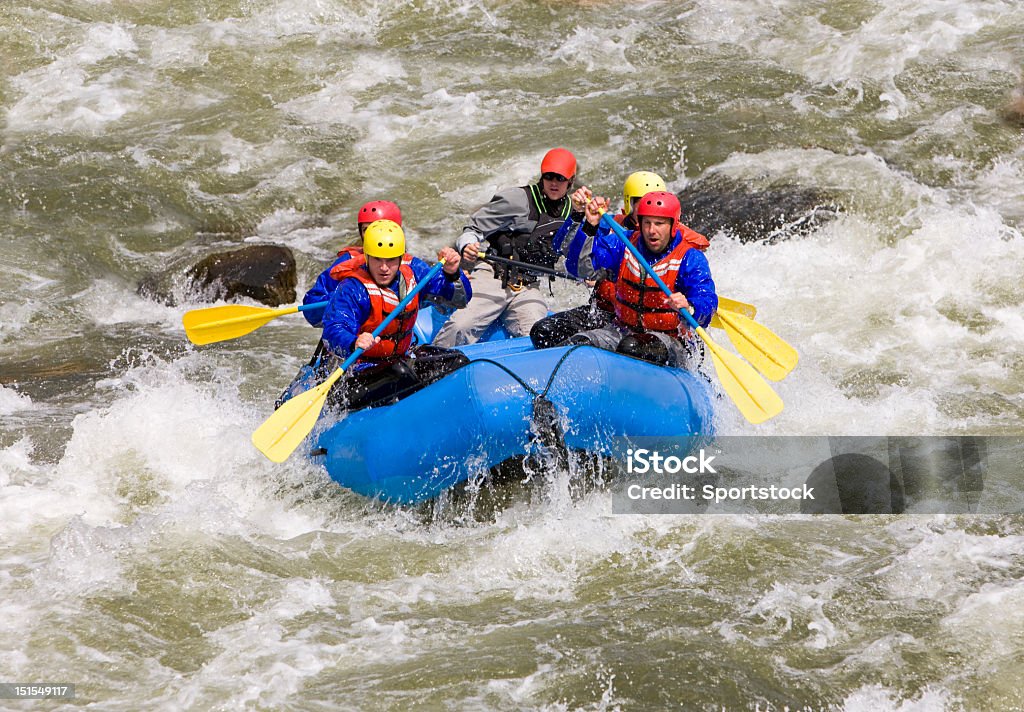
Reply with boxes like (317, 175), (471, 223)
(337, 261), (419, 362)
(678, 224), (710, 251)
(338, 245), (363, 258)
(594, 278), (617, 313)
(613, 232), (693, 335)
(596, 219), (708, 315)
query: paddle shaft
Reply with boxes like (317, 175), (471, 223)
(480, 253), (585, 282)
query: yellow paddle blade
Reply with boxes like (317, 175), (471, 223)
(715, 309), (799, 382)
(252, 368), (346, 463)
(696, 327), (784, 425)
(719, 296), (757, 319)
(182, 304), (299, 345)
(710, 296), (756, 330)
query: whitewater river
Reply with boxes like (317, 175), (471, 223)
(2, 1), (1023, 709)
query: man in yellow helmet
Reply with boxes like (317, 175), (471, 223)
(620, 171), (668, 228)
(315, 220), (472, 411)
(301, 200), (404, 328)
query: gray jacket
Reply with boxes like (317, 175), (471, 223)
(455, 186), (542, 253)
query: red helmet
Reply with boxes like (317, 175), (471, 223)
(357, 200), (402, 226)
(540, 148), (576, 180)
(634, 191), (681, 232)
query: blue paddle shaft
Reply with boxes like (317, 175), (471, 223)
(297, 300), (328, 312)
(599, 213), (700, 331)
(339, 260), (446, 372)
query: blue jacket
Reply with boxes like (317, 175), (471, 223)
(302, 253), (356, 327)
(321, 257), (472, 365)
(564, 222), (718, 328)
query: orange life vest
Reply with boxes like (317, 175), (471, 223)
(613, 233), (693, 335)
(595, 220), (708, 315)
(678, 224), (710, 251)
(337, 262), (419, 362)
(594, 278), (617, 313)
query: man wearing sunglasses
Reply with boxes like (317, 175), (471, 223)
(433, 148), (584, 346)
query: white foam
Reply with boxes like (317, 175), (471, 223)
(0, 385), (33, 416)
(840, 684), (955, 712)
(551, 25), (639, 73)
(7, 23), (142, 133)
(744, 580), (841, 649)
(77, 279), (182, 330)
(701, 147), (1024, 435)
(942, 582), (1024, 658)
(277, 54), (406, 125)
(148, 28), (209, 69)
(881, 526), (1023, 604)
(684, 0), (1020, 119)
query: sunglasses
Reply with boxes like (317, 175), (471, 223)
(541, 173), (570, 183)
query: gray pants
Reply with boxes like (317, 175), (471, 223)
(433, 261), (548, 346)
(572, 323), (699, 370)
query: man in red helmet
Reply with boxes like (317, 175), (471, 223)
(530, 173), (711, 349)
(301, 200), (404, 327)
(432, 148), (588, 346)
(561, 190), (718, 368)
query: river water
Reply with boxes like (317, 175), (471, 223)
(2, 1), (1023, 709)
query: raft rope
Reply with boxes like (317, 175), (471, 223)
(466, 344), (587, 399)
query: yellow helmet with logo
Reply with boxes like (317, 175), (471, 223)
(623, 171), (667, 215)
(362, 219), (405, 258)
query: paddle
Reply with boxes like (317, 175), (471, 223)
(598, 212), (784, 424)
(183, 301), (328, 346)
(711, 296), (755, 327)
(252, 260), (446, 463)
(714, 308), (798, 382)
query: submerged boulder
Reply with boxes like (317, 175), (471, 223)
(139, 244), (297, 307)
(1000, 86), (1024, 127)
(186, 244), (297, 306)
(678, 174), (840, 244)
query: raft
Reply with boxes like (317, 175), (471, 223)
(309, 324), (717, 504)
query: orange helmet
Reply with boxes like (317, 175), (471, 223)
(539, 148), (576, 180)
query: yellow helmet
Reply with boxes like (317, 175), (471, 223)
(623, 171), (667, 215)
(362, 219), (405, 258)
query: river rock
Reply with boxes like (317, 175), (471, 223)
(139, 244), (297, 307)
(1000, 86), (1024, 127)
(677, 174), (840, 244)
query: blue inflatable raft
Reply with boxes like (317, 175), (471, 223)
(308, 311), (718, 503)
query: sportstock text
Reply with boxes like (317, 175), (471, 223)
(624, 448), (815, 504)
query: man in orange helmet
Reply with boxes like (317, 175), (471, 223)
(433, 148), (588, 346)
